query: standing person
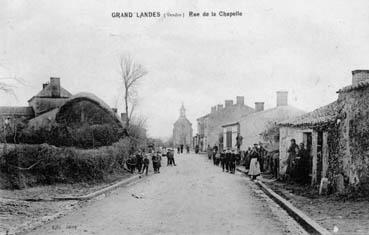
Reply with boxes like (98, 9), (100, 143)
(229, 149), (236, 174)
(157, 151), (162, 173)
(225, 148), (231, 173)
(212, 145), (218, 164)
(186, 145), (190, 153)
(195, 145), (200, 154)
(235, 133), (243, 151)
(270, 150), (280, 179)
(244, 147), (252, 170)
(207, 145), (212, 160)
(220, 150), (227, 172)
(180, 144), (184, 154)
(177, 146), (180, 154)
(142, 153), (150, 175)
(152, 153), (159, 173)
(249, 145), (261, 180)
(126, 155), (137, 174)
(167, 149), (176, 166)
(167, 149), (173, 166)
(136, 151), (143, 173)
(286, 139), (299, 181)
(296, 143), (309, 184)
(257, 143), (267, 173)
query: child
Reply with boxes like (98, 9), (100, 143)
(142, 154), (150, 175)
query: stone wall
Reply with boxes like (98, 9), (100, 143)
(337, 86), (369, 190)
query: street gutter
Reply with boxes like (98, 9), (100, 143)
(53, 173), (148, 201)
(236, 168), (331, 235)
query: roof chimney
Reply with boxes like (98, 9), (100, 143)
(236, 96), (244, 106)
(225, 100), (233, 108)
(255, 102), (264, 112)
(217, 104), (224, 111)
(50, 77), (61, 98)
(276, 91), (288, 107)
(211, 106), (217, 113)
(352, 70), (369, 86)
(42, 83), (48, 89)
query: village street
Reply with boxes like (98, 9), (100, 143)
(25, 153), (307, 235)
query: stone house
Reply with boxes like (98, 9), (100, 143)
(0, 77), (124, 142)
(197, 96), (254, 150)
(279, 69), (369, 193)
(237, 91), (305, 151)
(278, 101), (338, 185)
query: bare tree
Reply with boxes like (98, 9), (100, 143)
(118, 55), (148, 134)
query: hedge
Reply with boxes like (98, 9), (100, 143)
(0, 139), (131, 189)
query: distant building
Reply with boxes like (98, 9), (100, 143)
(173, 104), (193, 147)
(197, 96), (254, 150)
(237, 91), (305, 151)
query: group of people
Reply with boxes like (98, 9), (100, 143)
(206, 143), (269, 180)
(177, 144), (190, 154)
(207, 145), (241, 174)
(126, 151), (150, 175)
(285, 139), (311, 184)
(126, 148), (177, 175)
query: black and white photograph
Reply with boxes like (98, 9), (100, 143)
(1, 1), (369, 234)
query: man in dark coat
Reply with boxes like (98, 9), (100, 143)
(136, 151), (143, 173)
(286, 139), (299, 180)
(296, 143), (310, 184)
(220, 150), (227, 172)
(225, 149), (232, 172)
(207, 145), (212, 160)
(142, 154), (150, 175)
(229, 150), (236, 174)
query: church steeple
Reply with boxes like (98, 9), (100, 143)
(180, 103), (186, 117)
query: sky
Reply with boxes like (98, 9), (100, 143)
(1, 0), (369, 139)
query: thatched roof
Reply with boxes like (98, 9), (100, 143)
(279, 101), (338, 128)
(58, 92), (124, 127)
(0, 106), (34, 117)
(28, 92), (124, 128)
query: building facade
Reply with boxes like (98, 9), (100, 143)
(279, 69), (369, 194)
(196, 96), (254, 150)
(173, 104), (193, 147)
(238, 91), (305, 151)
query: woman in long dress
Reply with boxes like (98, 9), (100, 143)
(248, 147), (261, 180)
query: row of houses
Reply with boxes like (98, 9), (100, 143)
(195, 70), (369, 193)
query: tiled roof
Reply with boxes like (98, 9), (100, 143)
(279, 101), (338, 127)
(0, 106), (34, 117)
(337, 80), (369, 93)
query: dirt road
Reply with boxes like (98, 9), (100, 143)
(26, 154), (307, 235)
